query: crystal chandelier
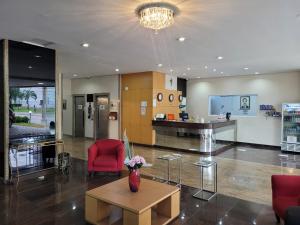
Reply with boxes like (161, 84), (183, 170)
(137, 3), (178, 31)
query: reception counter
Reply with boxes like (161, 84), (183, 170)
(152, 120), (237, 155)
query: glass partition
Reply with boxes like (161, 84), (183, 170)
(209, 94), (257, 116)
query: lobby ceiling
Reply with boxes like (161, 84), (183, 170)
(0, 0), (300, 79)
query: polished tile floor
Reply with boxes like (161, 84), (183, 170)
(0, 158), (277, 225)
(64, 136), (300, 205)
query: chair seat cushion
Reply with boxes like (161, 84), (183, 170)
(93, 155), (117, 168)
(274, 197), (300, 218)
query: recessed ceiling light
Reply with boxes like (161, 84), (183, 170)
(170, 69), (173, 72)
(204, 66), (208, 69)
(115, 68), (120, 72)
(81, 42), (90, 48)
(177, 37), (186, 42)
(73, 74), (78, 77)
(196, 76), (201, 78)
(35, 55), (41, 58)
(187, 67), (191, 71)
(220, 72), (224, 74)
(37, 82), (44, 85)
(28, 66), (33, 69)
(213, 68), (217, 72)
(244, 67), (249, 70)
(255, 72), (260, 75)
(158, 63), (163, 67)
(217, 56), (223, 60)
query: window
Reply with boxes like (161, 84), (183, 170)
(209, 94), (257, 116)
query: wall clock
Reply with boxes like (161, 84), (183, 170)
(178, 94), (183, 102)
(157, 93), (163, 102)
(169, 94), (174, 102)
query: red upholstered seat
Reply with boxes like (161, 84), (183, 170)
(88, 139), (125, 173)
(273, 197), (299, 219)
(271, 175), (300, 222)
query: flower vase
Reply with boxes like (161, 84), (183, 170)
(129, 169), (140, 192)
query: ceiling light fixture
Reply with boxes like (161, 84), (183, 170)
(178, 37), (185, 42)
(217, 56), (223, 60)
(136, 2), (178, 31)
(183, 73), (186, 76)
(213, 68), (217, 72)
(158, 63), (163, 67)
(170, 69), (173, 72)
(204, 66), (208, 69)
(187, 67), (191, 71)
(115, 68), (120, 72)
(81, 42), (90, 48)
(220, 72), (224, 74)
(37, 82), (44, 85)
(255, 72), (260, 75)
(73, 74), (78, 77)
(35, 55), (41, 58)
(244, 67), (249, 70)
(28, 66), (33, 69)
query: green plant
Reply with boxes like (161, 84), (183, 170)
(10, 88), (24, 105)
(22, 89), (37, 110)
(15, 116), (30, 123)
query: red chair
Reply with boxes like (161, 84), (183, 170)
(271, 175), (300, 223)
(88, 139), (125, 175)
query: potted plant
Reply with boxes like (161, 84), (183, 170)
(125, 155), (146, 192)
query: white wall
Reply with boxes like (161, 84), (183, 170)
(62, 78), (73, 135)
(62, 75), (120, 139)
(187, 72), (300, 146)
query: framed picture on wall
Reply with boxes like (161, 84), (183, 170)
(240, 96), (250, 110)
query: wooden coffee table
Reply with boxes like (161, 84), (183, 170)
(85, 177), (180, 225)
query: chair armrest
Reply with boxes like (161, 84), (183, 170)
(116, 143), (125, 170)
(88, 144), (98, 172)
(272, 175), (300, 198)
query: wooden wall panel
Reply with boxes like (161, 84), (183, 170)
(153, 90), (181, 120)
(121, 71), (182, 145)
(121, 72), (154, 145)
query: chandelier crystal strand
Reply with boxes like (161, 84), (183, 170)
(139, 6), (174, 30)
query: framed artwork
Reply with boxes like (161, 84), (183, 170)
(169, 94), (174, 102)
(240, 96), (250, 110)
(157, 93), (163, 102)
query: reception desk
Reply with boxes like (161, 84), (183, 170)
(152, 120), (237, 155)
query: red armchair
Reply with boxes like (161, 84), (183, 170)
(88, 139), (125, 175)
(271, 175), (300, 223)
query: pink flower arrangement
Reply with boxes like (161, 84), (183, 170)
(126, 155), (146, 170)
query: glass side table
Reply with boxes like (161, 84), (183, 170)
(156, 153), (182, 187)
(193, 160), (217, 201)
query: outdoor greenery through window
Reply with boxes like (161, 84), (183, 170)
(9, 87), (55, 139)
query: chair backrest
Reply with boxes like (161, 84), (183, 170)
(272, 175), (300, 197)
(95, 139), (123, 155)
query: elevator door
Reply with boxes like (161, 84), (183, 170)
(94, 94), (109, 140)
(74, 96), (85, 137)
